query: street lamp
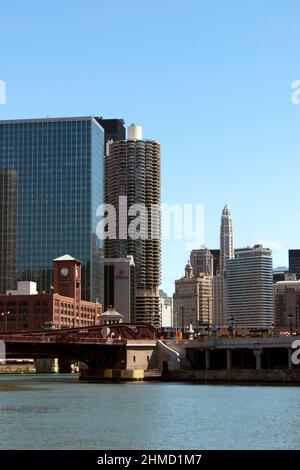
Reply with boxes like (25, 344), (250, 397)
(228, 315), (235, 338)
(181, 306), (185, 337)
(174, 309), (178, 335)
(271, 321), (275, 338)
(1, 311), (10, 333)
(287, 312), (293, 335)
(206, 298), (211, 336)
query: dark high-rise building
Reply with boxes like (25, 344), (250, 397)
(289, 250), (300, 280)
(190, 248), (213, 276)
(0, 169), (17, 294)
(273, 266), (289, 283)
(95, 118), (125, 147)
(209, 249), (220, 276)
(0, 117), (104, 301)
(104, 124), (161, 325)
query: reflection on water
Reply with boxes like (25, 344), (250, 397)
(0, 374), (299, 450)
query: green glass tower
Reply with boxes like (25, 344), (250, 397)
(0, 117), (104, 301)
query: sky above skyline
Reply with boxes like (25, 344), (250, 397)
(1, 0), (300, 295)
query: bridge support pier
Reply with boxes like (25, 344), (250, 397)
(205, 350), (210, 370)
(227, 349), (232, 370)
(35, 358), (58, 373)
(288, 348), (293, 370)
(253, 349), (263, 370)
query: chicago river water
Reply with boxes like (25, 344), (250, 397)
(0, 375), (299, 450)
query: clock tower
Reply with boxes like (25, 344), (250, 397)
(53, 254), (82, 301)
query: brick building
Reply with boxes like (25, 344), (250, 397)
(0, 255), (101, 332)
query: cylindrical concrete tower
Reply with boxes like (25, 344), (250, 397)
(104, 125), (161, 326)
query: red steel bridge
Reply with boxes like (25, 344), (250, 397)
(0, 324), (160, 370)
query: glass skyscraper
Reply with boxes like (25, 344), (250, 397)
(0, 117), (104, 301)
(0, 168), (17, 294)
(289, 250), (300, 280)
(226, 245), (274, 328)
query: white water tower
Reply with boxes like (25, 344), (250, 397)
(127, 123), (142, 140)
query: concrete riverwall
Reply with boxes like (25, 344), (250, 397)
(167, 369), (300, 384)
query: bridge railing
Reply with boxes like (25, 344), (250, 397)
(0, 335), (126, 345)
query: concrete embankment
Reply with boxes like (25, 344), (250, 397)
(79, 368), (162, 381)
(166, 369), (300, 384)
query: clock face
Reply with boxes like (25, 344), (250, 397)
(60, 267), (69, 277)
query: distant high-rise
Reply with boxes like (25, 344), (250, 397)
(0, 169), (17, 294)
(213, 205), (234, 326)
(190, 248), (214, 277)
(209, 249), (220, 276)
(104, 124), (161, 325)
(174, 262), (213, 330)
(0, 117), (104, 301)
(104, 256), (135, 323)
(220, 205), (234, 273)
(226, 245), (274, 328)
(95, 117), (125, 149)
(159, 289), (173, 328)
(213, 273), (222, 326)
(289, 250), (300, 280)
(273, 266), (289, 283)
(274, 273), (300, 328)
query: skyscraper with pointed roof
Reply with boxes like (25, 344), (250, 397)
(220, 205), (234, 273)
(213, 205), (234, 326)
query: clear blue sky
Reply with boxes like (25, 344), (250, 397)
(1, 0), (300, 295)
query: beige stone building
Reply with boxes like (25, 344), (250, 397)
(274, 273), (300, 329)
(173, 262), (213, 331)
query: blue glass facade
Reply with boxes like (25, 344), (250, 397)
(289, 250), (300, 280)
(0, 117), (104, 301)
